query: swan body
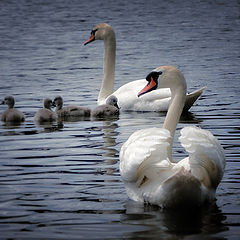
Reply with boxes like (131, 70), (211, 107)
(120, 66), (225, 208)
(84, 23), (205, 112)
(53, 96), (91, 118)
(107, 78), (205, 112)
(34, 98), (57, 123)
(91, 95), (120, 118)
(1, 96), (25, 123)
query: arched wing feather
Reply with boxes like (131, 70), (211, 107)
(120, 128), (171, 183)
(179, 126), (225, 189)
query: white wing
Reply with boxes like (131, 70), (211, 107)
(179, 126), (225, 190)
(120, 127), (172, 183)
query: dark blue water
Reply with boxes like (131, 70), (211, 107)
(0, 0), (240, 239)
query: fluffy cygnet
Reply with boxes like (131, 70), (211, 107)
(53, 96), (91, 118)
(91, 95), (120, 118)
(1, 96), (25, 123)
(34, 98), (57, 123)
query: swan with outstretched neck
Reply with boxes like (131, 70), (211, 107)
(84, 23), (206, 112)
(120, 66), (225, 208)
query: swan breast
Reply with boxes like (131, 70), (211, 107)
(1, 109), (25, 122)
(34, 98), (57, 123)
(1, 96), (25, 122)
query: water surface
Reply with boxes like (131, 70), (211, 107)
(0, 0), (240, 239)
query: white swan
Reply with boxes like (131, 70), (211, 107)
(120, 66), (225, 208)
(84, 23), (206, 112)
(1, 96), (25, 123)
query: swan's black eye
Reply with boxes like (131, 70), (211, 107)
(91, 28), (98, 35)
(146, 71), (162, 82)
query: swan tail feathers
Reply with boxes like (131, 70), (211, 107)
(160, 167), (203, 208)
(179, 126), (225, 190)
(183, 86), (206, 112)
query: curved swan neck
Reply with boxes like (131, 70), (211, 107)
(163, 87), (186, 160)
(98, 34), (116, 104)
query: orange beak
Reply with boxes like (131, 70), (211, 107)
(138, 77), (157, 97)
(84, 33), (95, 45)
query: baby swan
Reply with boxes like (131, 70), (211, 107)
(91, 95), (120, 119)
(53, 96), (91, 118)
(34, 98), (57, 123)
(1, 96), (25, 123)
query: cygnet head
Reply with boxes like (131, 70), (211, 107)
(84, 23), (115, 45)
(53, 96), (63, 108)
(43, 98), (54, 110)
(138, 66), (187, 97)
(106, 95), (119, 109)
(2, 96), (15, 109)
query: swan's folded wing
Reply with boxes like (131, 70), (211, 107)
(120, 128), (171, 182)
(179, 126), (225, 189)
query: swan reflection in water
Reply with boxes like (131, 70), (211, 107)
(92, 119), (119, 176)
(122, 200), (228, 238)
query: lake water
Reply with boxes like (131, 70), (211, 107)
(0, 0), (240, 239)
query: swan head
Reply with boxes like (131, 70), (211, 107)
(53, 96), (63, 108)
(43, 98), (54, 110)
(138, 71), (162, 97)
(84, 23), (115, 45)
(106, 95), (120, 109)
(138, 66), (187, 97)
(1, 96), (15, 109)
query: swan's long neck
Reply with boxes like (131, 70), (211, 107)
(98, 36), (116, 104)
(163, 87), (186, 160)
